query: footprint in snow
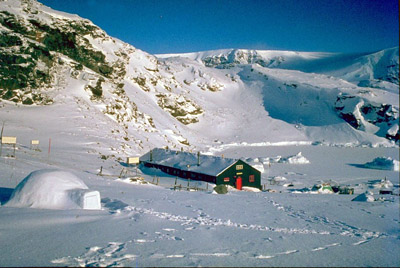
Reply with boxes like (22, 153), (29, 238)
(101, 197), (131, 214)
(134, 239), (155, 243)
(311, 243), (341, 251)
(51, 242), (136, 267)
(162, 228), (176, 232)
(191, 252), (231, 257)
(255, 250), (298, 260)
(155, 231), (184, 241)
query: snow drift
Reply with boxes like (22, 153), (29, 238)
(4, 169), (101, 210)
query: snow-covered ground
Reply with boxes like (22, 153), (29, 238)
(0, 102), (398, 266)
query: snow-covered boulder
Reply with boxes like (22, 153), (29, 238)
(352, 191), (375, 202)
(279, 152), (310, 164)
(4, 169), (101, 210)
(363, 157), (399, 171)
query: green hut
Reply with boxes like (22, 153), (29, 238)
(140, 148), (261, 190)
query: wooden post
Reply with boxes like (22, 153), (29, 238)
(48, 138), (51, 157)
(157, 176), (159, 185)
(0, 121), (4, 138)
(0, 121), (4, 157)
(187, 178), (190, 191)
(119, 168), (125, 178)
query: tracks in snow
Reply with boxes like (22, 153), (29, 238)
(51, 242), (136, 267)
(102, 197), (331, 236)
(51, 196), (391, 266)
(265, 196), (386, 245)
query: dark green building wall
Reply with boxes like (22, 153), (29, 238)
(216, 159), (261, 189)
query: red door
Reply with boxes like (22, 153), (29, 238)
(236, 177), (242, 190)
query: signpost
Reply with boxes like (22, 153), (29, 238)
(126, 157), (140, 176)
(0, 136), (17, 157)
(1, 136), (16, 144)
(127, 157), (140, 165)
(31, 140), (40, 150)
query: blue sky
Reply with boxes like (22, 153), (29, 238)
(40, 0), (399, 54)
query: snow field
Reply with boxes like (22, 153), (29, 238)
(0, 137), (399, 266)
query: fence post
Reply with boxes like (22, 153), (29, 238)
(48, 138), (51, 157)
(98, 166), (103, 176)
(0, 121), (4, 156)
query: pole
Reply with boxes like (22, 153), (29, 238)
(48, 138), (51, 158)
(0, 121), (4, 157)
(0, 121), (4, 138)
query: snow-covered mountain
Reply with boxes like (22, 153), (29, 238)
(161, 47), (399, 88)
(0, 0), (398, 160)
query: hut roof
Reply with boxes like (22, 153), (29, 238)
(140, 148), (238, 176)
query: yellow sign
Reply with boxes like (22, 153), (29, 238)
(31, 140), (40, 145)
(1, 136), (16, 144)
(127, 157), (140, 164)
(236, 165), (243, 170)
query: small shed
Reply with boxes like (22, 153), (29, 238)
(140, 148), (261, 190)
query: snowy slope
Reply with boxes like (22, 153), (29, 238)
(1, 0), (399, 155)
(157, 47), (399, 146)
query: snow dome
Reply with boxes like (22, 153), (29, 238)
(4, 169), (101, 210)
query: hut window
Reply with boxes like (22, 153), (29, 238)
(249, 175), (255, 182)
(236, 165), (243, 170)
(224, 177), (230, 182)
